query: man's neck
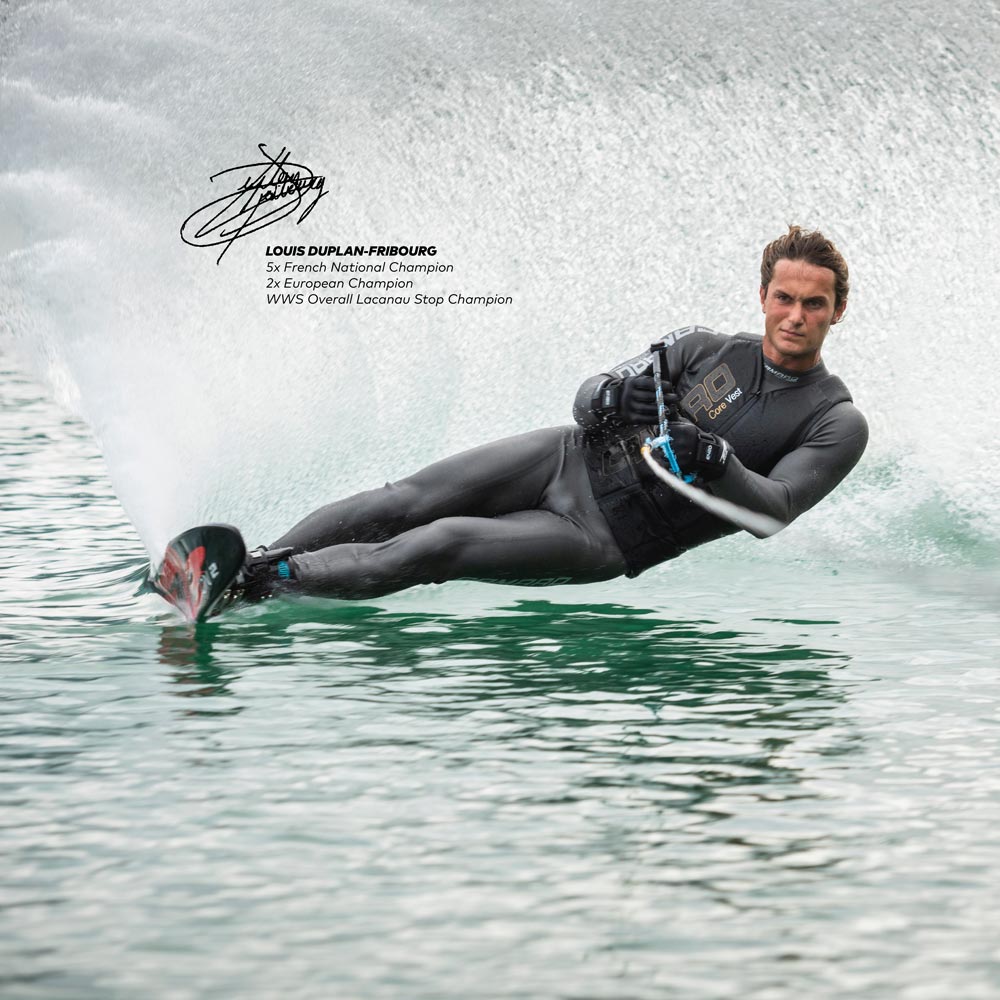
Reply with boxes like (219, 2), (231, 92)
(761, 351), (827, 387)
(762, 341), (821, 372)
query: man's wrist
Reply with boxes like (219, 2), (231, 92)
(594, 377), (622, 415)
(694, 432), (730, 481)
(573, 374), (621, 427)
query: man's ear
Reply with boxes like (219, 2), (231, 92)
(832, 299), (848, 325)
(759, 285), (767, 311)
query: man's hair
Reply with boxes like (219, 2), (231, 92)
(760, 225), (849, 310)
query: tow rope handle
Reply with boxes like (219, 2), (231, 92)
(648, 341), (695, 482)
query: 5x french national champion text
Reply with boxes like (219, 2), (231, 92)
(263, 244), (514, 307)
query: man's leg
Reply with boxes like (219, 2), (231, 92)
(269, 428), (570, 554)
(290, 508), (627, 600)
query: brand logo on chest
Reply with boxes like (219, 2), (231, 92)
(681, 363), (745, 422)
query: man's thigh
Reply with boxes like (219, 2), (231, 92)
(418, 509), (627, 585)
(396, 427), (570, 520)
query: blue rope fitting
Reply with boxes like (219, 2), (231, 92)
(646, 431), (696, 483)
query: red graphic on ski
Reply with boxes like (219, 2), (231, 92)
(150, 524), (246, 623)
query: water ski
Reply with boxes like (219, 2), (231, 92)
(150, 523), (246, 623)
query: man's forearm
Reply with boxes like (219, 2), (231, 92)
(572, 374), (615, 427)
(709, 455), (796, 532)
(709, 416), (868, 536)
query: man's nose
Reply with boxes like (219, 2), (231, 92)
(788, 303), (805, 325)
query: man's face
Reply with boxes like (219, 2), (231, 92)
(759, 258), (846, 371)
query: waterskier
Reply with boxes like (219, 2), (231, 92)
(233, 225), (868, 602)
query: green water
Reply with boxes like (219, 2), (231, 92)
(3, 368), (1000, 999)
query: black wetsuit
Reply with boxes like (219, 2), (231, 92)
(271, 327), (868, 598)
(574, 326), (869, 574)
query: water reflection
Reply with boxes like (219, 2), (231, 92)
(157, 623), (242, 704)
(155, 597), (858, 821)
(158, 597), (848, 699)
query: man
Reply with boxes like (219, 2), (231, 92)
(233, 225), (868, 602)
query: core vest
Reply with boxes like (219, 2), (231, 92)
(582, 334), (853, 576)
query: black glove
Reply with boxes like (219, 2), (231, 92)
(613, 375), (680, 425)
(664, 420), (731, 481)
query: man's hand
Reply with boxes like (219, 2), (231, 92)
(665, 420), (731, 481)
(615, 375), (680, 425)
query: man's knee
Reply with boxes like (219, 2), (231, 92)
(396, 517), (473, 577)
(381, 472), (465, 527)
(351, 478), (423, 523)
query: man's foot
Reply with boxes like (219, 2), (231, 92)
(224, 545), (296, 606)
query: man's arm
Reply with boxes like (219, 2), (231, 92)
(572, 327), (726, 427)
(709, 402), (869, 536)
(572, 354), (654, 428)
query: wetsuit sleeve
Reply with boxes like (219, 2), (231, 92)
(573, 374), (616, 428)
(709, 402), (869, 536)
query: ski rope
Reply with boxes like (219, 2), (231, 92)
(647, 341), (695, 483)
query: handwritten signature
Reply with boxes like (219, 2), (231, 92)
(181, 144), (326, 264)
